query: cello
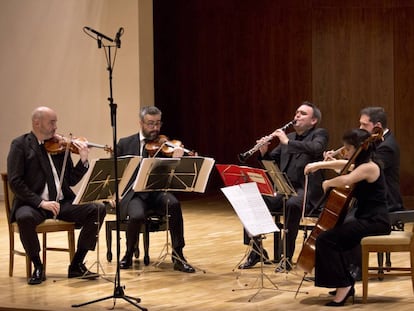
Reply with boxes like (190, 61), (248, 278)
(296, 127), (383, 274)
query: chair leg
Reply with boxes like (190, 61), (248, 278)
(25, 256), (31, 279)
(385, 252), (391, 270)
(377, 252), (384, 280)
(410, 247), (414, 293)
(144, 223), (150, 266)
(362, 247), (369, 303)
(134, 232), (140, 259)
(68, 230), (75, 262)
(42, 233), (47, 278)
(9, 234), (14, 277)
(105, 221), (112, 262)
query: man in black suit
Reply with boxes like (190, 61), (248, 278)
(359, 106), (404, 212)
(7, 106), (106, 285)
(239, 102), (329, 272)
(117, 105), (195, 273)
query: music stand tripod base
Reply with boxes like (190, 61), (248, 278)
(85, 204), (114, 283)
(151, 210), (206, 274)
(232, 235), (295, 302)
(72, 286), (147, 310)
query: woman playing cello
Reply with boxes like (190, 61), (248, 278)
(304, 128), (391, 306)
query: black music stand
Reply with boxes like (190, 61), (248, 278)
(133, 156), (215, 272)
(221, 182), (285, 301)
(72, 156), (141, 279)
(261, 160), (297, 274)
(73, 156), (141, 205)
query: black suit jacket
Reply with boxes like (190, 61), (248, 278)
(262, 127), (329, 211)
(7, 132), (88, 222)
(376, 130), (404, 211)
(117, 132), (142, 157)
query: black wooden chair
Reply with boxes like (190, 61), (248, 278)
(105, 205), (167, 265)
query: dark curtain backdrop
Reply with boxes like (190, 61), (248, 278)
(153, 0), (414, 204)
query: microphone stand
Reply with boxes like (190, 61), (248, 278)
(72, 27), (147, 311)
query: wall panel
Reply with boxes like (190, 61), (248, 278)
(153, 1), (313, 191)
(153, 0), (414, 198)
(394, 7), (414, 199)
(312, 6), (394, 150)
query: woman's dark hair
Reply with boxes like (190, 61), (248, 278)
(342, 128), (374, 166)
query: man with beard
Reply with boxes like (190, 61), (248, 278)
(117, 106), (195, 273)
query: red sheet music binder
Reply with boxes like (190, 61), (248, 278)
(215, 164), (275, 196)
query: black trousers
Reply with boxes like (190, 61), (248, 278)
(315, 214), (390, 288)
(243, 190), (305, 260)
(123, 192), (185, 253)
(15, 201), (106, 260)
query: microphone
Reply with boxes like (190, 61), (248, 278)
(84, 26), (114, 42)
(114, 27), (124, 48)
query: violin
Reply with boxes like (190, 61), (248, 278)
(145, 134), (195, 157)
(44, 134), (113, 155)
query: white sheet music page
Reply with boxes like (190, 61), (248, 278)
(221, 182), (279, 237)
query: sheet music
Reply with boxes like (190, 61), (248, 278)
(215, 164), (275, 196)
(221, 182), (279, 237)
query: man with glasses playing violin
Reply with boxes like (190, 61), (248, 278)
(116, 105), (195, 273)
(7, 106), (107, 285)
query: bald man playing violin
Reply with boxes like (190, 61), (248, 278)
(7, 106), (106, 285)
(116, 105), (195, 273)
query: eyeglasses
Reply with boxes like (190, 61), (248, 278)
(143, 121), (163, 128)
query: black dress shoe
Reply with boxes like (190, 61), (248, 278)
(238, 249), (271, 269)
(119, 254), (133, 269)
(28, 265), (45, 285)
(275, 260), (293, 273)
(239, 252), (259, 269)
(173, 260), (195, 273)
(68, 263), (98, 279)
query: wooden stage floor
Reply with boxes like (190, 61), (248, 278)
(1, 194), (414, 311)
